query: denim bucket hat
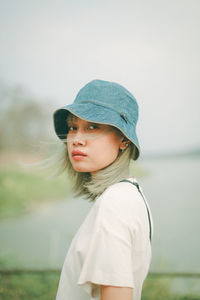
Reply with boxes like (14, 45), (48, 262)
(53, 79), (140, 160)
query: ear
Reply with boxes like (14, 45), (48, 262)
(119, 137), (131, 150)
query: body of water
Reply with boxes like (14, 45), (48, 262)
(0, 156), (200, 295)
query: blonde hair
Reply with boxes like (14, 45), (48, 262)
(27, 112), (137, 202)
(45, 141), (136, 202)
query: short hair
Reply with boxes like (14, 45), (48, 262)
(50, 139), (136, 202)
(55, 112), (136, 201)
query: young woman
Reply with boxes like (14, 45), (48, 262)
(53, 79), (153, 300)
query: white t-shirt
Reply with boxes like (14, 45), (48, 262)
(56, 177), (153, 300)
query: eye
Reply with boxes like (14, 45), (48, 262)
(87, 124), (99, 130)
(68, 126), (77, 132)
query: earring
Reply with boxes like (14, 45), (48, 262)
(120, 143), (129, 152)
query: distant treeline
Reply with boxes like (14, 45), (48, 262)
(0, 82), (53, 152)
(143, 147), (200, 159)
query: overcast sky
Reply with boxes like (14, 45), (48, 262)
(0, 0), (199, 155)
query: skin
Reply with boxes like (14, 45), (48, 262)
(67, 115), (133, 300)
(101, 285), (133, 300)
(67, 116), (130, 176)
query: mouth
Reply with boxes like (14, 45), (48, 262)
(71, 150), (87, 160)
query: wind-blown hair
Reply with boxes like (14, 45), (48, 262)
(26, 112), (137, 202)
(46, 140), (136, 202)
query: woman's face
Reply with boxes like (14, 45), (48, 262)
(66, 115), (127, 176)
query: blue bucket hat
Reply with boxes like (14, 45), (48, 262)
(53, 79), (140, 160)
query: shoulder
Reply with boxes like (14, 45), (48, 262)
(97, 179), (146, 220)
(99, 179), (142, 207)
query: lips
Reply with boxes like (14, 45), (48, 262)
(72, 150), (87, 157)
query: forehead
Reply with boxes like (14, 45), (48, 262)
(66, 113), (90, 124)
(66, 113), (78, 122)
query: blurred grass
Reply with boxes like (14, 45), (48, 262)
(0, 271), (199, 300)
(0, 162), (71, 219)
(0, 272), (59, 300)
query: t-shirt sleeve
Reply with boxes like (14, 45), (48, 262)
(77, 187), (135, 298)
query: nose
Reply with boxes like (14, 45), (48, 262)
(72, 131), (87, 146)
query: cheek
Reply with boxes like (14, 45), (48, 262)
(67, 142), (73, 159)
(93, 135), (120, 158)
(66, 142), (70, 153)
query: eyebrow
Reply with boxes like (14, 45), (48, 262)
(67, 120), (78, 125)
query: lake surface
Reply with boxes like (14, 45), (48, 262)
(0, 156), (200, 295)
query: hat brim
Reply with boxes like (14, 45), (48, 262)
(53, 103), (140, 160)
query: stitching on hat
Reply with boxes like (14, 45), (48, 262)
(120, 114), (128, 123)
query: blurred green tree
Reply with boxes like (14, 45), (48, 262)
(0, 82), (53, 152)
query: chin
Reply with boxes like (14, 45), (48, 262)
(72, 165), (92, 173)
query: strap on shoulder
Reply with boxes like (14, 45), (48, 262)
(120, 179), (152, 243)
